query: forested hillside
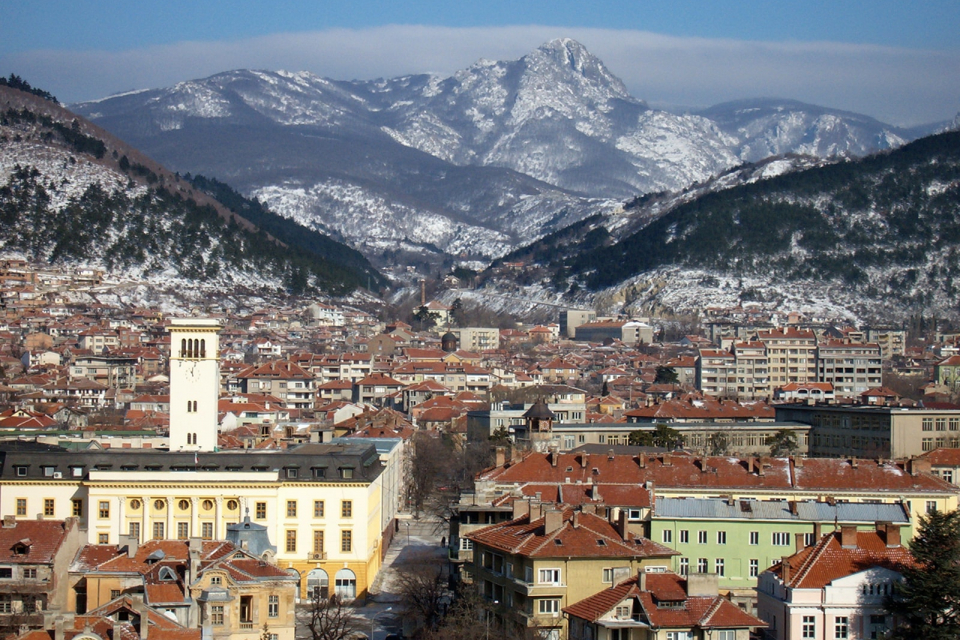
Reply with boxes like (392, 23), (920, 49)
(0, 85), (382, 297)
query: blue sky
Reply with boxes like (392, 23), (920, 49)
(2, 1), (959, 125)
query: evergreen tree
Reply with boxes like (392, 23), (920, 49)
(654, 366), (679, 384)
(766, 429), (799, 456)
(886, 509), (960, 639)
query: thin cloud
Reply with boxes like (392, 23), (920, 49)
(2, 25), (957, 126)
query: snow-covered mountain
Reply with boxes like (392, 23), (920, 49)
(0, 84), (380, 304)
(73, 39), (929, 271)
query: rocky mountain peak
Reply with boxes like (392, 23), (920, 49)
(522, 38), (631, 99)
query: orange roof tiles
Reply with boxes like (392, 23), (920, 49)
(773, 530), (914, 589)
(467, 508), (676, 559)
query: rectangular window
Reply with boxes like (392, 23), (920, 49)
(773, 532), (790, 546)
(922, 438), (934, 451)
(679, 529), (689, 544)
(256, 502), (267, 519)
(718, 632), (735, 640)
(43, 499), (55, 516)
(177, 522), (189, 539)
(314, 500), (325, 518)
(750, 559), (759, 577)
(803, 615), (816, 639)
(697, 558), (708, 572)
(286, 500), (297, 517)
(749, 531), (759, 545)
(662, 529), (672, 543)
(23, 568), (36, 579)
(313, 530), (324, 553)
(202, 522), (213, 540)
(99, 501), (110, 519)
(805, 532), (816, 546)
(538, 599), (560, 616)
(129, 522), (140, 540)
(110, 590), (120, 599)
(341, 530), (352, 553)
(460, 538), (473, 551)
(679, 557), (689, 576)
(698, 530), (708, 544)
(211, 605), (224, 625)
(602, 568), (613, 583)
(98, 533), (109, 544)
(927, 501), (938, 514)
(153, 522), (164, 540)
(538, 568), (561, 585)
(715, 558), (725, 576)
(72, 499), (83, 517)
(16, 499), (26, 517)
(269, 594), (279, 618)
(341, 500), (353, 518)
(835, 616), (848, 639)
(0, 569), (10, 579)
(717, 531), (726, 544)
(286, 530), (297, 553)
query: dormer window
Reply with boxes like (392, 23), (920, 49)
(158, 566), (177, 581)
(12, 540), (30, 556)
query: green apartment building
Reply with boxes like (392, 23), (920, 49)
(648, 497), (910, 613)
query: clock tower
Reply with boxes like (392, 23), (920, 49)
(167, 318), (221, 451)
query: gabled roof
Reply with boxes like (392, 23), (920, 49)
(564, 572), (765, 630)
(466, 508), (676, 559)
(0, 519), (75, 564)
(770, 529), (913, 590)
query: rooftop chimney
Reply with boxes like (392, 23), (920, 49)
(639, 570), (647, 592)
(572, 511), (580, 528)
(608, 449), (615, 460)
(529, 501), (543, 521)
(544, 509), (564, 535)
(877, 522), (902, 548)
(907, 458), (932, 476)
(851, 457), (858, 469)
(637, 454), (645, 468)
(591, 478), (601, 502)
(781, 557), (792, 584)
(747, 457), (756, 474)
(793, 455), (803, 468)
(495, 446), (506, 468)
(840, 525), (858, 549)
(813, 522), (822, 541)
(512, 499), (530, 520)
(686, 572), (719, 597)
(550, 446), (559, 467)
(795, 532), (806, 553)
(582, 452), (590, 469)
(118, 533), (139, 559)
(2, 516), (15, 528)
(662, 454), (672, 467)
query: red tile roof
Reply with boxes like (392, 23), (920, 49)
(772, 530), (913, 589)
(0, 519), (76, 564)
(564, 572), (765, 631)
(466, 508), (676, 559)
(479, 451), (955, 495)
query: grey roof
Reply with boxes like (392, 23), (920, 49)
(0, 441), (384, 481)
(654, 497), (910, 523)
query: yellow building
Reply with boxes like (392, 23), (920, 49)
(0, 442), (385, 599)
(0, 318), (395, 599)
(70, 537), (299, 640)
(467, 503), (677, 639)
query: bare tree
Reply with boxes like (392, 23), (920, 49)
(304, 594), (363, 640)
(409, 432), (449, 518)
(395, 551), (448, 631)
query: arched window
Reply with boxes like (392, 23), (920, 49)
(307, 568), (329, 600)
(200, 339), (206, 358)
(334, 568), (356, 599)
(181, 339), (187, 358)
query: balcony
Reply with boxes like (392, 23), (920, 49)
(240, 622), (254, 630)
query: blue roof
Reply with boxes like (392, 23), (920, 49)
(654, 497), (909, 523)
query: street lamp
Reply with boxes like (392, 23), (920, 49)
(485, 600), (499, 640)
(405, 521), (410, 546)
(371, 606), (392, 640)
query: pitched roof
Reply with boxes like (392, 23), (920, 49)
(564, 572), (765, 630)
(771, 530), (913, 589)
(466, 508), (676, 559)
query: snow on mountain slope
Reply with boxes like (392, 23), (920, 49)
(72, 39), (930, 272)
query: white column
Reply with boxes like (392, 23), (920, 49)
(215, 497), (223, 539)
(166, 496), (175, 540)
(117, 497), (126, 540)
(191, 497), (200, 538)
